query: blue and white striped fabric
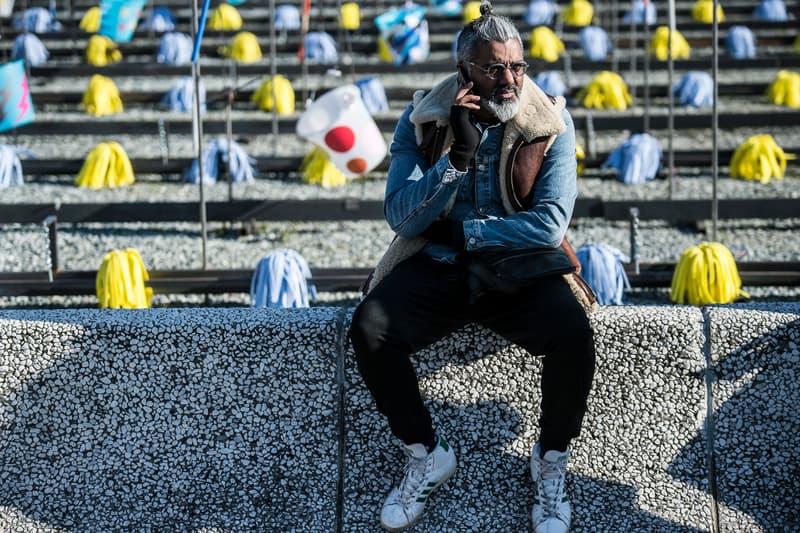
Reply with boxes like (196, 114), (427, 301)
(525, 0), (558, 26)
(533, 71), (567, 96)
(184, 138), (256, 184)
(304, 32), (339, 64)
(161, 76), (206, 112)
(250, 249), (317, 308)
(274, 5), (301, 30)
(576, 243), (630, 305)
(602, 133), (662, 185)
(157, 32), (194, 65)
(673, 71), (714, 107)
(355, 77), (390, 114)
(0, 144), (33, 188)
(753, 0), (788, 21)
(623, 0), (656, 25)
(579, 25), (611, 61)
(726, 26), (756, 59)
(140, 7), (176, 32)
(11, 33), (49, 66)
(429, 0), (461, 16)
(13, 7), (62, 33)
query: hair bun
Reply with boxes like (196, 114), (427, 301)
(479, 0), (494, 16)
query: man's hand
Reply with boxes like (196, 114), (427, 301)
(421, 220), (465, 250)
(448, 81), (482, 172)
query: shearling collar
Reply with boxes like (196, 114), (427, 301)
(408, 73), (567, 144)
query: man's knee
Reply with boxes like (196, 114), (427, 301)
(349, 298), (389, 357)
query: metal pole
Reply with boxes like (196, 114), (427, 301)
(269, 0), (279, 155)
(629, 0), (637, 82)
(711, 0), (719, 241)
(667, 0), (676, 199)
(610, 0), (619, 73)
(191, 0), (208, 270)
(642, 3), (650, 132)
(225, 84), (234, 202)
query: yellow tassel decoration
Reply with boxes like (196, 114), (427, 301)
(729, 134), (795, 183)
(339, 2), (361, 30)
(219, 31), (262, 63)
(86, 35), (123, 66)
(80, 6), (102, 33)
(75, 142), (136, 189)
(529, 26), (565, 63)
(300, 147), (348, 187)
(96, 248), (153, 309)
(670, 242), (748, 305)
(562, 0), (594, 27)
(576, 142), (585, 175)
(82, 74), (124, 116)
(649, 26), (691, 61)
(463, 1), (482, 23)
(252, 75), (295, 114)
(766, 69), (800, 109)
(208, 3), (243, 31)
(577, 71), (633, 110)
(691, 0), (725, 23)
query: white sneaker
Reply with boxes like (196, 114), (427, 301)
(531, 443), (571, 533)
(380, 435), (457, 532)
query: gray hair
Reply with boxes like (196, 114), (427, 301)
(455, 1), (523, 64)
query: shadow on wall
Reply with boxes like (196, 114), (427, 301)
(343, 325), (706, 532)
(668, 312), (800, 531)
(0, 313), (340, 531)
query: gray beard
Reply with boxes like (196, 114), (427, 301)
(483, 97), (520, 123)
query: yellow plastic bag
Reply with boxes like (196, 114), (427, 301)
(463, 1), (482, 23)
(729, 134), (795, 183)
(649, 26), (691, 61)
(300, 147), (348, 187)
(577, 71), (633, 110)
(252, 75), (295, 114)
(80, 6), (102, 33)
(96, 248), (153, 309)
(219, 31), (262, 63)
(562, 0), (594, 26)
(766, 69), (800, 109)
(691, 0), (725, 23)
(75, 142), (136, 189)
(85, 35), (123, 66)
(208, 3), (243, 31)
(670, 242), (748, 305)
(576, 142), (585, 175)
(82, 74), (123, 116)
(339, 2), (361, 30)
(529, 26), (565, 62)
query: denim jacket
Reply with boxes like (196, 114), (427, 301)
(367, 74), (577, 293)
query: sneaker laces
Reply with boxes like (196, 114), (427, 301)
(537, 459), (567, 519)
(396, 450), (432, 506)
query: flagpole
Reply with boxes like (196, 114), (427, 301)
(191, 0), (212, 271)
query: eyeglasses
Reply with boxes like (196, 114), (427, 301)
(468, 61), (529, 80)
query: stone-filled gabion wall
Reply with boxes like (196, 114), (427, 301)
(1, 304), (798, 532)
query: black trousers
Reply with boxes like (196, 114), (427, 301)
(349, 253), (596, 453)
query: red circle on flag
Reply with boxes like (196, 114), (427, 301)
(347, 158), (368, 174)
(324, 126), (356, 152)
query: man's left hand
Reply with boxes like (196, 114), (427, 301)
(421, 220), (466, 250)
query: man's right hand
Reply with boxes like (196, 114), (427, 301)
(448, 81), (482, 172)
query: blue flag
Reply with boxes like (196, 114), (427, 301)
(98, 0), (145, 43)
(0, 60), (35, 132)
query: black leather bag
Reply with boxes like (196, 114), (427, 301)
(461, 247), (577, 294)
